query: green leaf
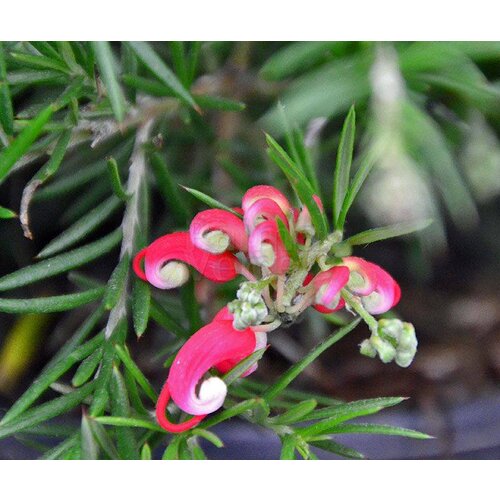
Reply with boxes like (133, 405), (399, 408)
(132, 277), (150, 338)
(9, 51), (71, 74)
(222, 348), (267, 387)
(41, 432), (80, 460)
(141, 443), (152, 460)
(71, 348), (103, 387)
(337, 150), (377, 230)
(169, 41), (189, 86)
(126, 41), (198, 110)
(191, 429), (224, 448)
(150, 299), (188, 338)
(297, 398), (407, 437)
(122, 73), (172, 97)
(181, 185), (242, 218)
(114, 344), (157, 403)
(91, 41), (127, 122)
(37, 198), (122, 258)
(266, 133), (328, 239)
(81, 413), (99, 460)
(280, 435), (296, 460)
(200, 399), (259, 429)
(7, 70), (66, 86)
(104, 255), (130, 310)
(1, 308), (104, 424)
(326, 423), (433, 439)
(309, 439), (364, 459)
(333, 106), (356, 229)
(301, 397), (406, 423)
(276, 218), (300, 264)
(194, 95), (246, 112)
(345, 219), (433, 246)
(0, 381), (97, 440)
(149, 152), (190, 225)
(262, 319), (360, 403)
(268, 399), (317, 425)
(95, 416), (163, 432)
(110, 365), (139, 459)
(20, 129), (72, 238)
(106, 156), (130, 201)
(0, 205), (16, 218)
(0, 104), (55, 184)
(0, 42), (14, 136)
(87, 418), (120, 460)
(0, 228), (121, 291)
(0, 287), (105, 314)
(260, 42), (345, 81)
(162, 435), (183, 459)
(89, 339), (117, 417)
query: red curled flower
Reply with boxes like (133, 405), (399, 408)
(306, 266), (350, 313)
(248, 220), (290, 274)
(243, 198), (288, 233)
(242, 185), (291, 215)
(189, 208), (248, 254)
(343, 257), (401, 314)
(133, 232), (240, 289)
(156, 312), (257, 433)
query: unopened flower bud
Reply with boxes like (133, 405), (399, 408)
(359, 339), (377, 358)
(371, 335), (397, 363)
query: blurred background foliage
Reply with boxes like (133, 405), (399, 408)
(0, 41), (499, 459)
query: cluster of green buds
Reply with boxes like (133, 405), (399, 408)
(228, 282), (269, 330)
(360, 318), (418, 367)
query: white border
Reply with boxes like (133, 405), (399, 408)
(1, 1), (498, 40)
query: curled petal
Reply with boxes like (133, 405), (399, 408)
(309, 266), (350, 311)
(248, 220), (290, 274)
(242, 185), (291, 215)
(190, 209), (248, 254)
(134, 232), (239, 289)
(342, 256), (379, 295)
(343, 257), (401, 314)
(243, 198), (288, 233)
(164, 319), (256, 418)
(296, 194), (324, 234)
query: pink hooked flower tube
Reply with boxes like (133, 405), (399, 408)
(304, 266), (350, 314)
(133, 232), (241, 289)
(189, 209), (248, 254)
(343, 256), (401, 314)
(156, 308), (262, 433)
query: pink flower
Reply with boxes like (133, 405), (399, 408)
(248, 220), (290, 274)
(243, 198), (288, 233)
(189, 209), (248, 254)
(343, 257), (401, 314)
(133, 232), (240, 289)
(155, 309), (261, 433)
(242, 185), (291, 215)
(305, 266), (350, 313)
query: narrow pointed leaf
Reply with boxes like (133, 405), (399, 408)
(327, 423), (433, 439)
(92, 41), (127, 122)
(141, 443), (152, 460)
(269, 399), (317, 425)
(309, 439), (364, 459)
(0, 206), (16, 218)
(81, 413), (99, 459)
(0, 104), (55, 183)
(333, 106), (355, 229)
(276, 217), (300, 263)
(37, 198), (122, 258)
(71, 348), (103, 387)
(192, 429), (224, 448)
(0, 381), (97, 440)
(114, 344), (157, 403)
(126, 41), (197, 110)
(222, 348), (267, 386)
(0, 228), (121, 291)
(0, 42), (14, 135)
(95, 416), (163, 432)
(345, 219), (433, 246)
(106, 157), (130, 201)
(104, 255), (130, 310)
(181, 185), (242, 218)
(132, 278), (150, 338)
(0, 287), (105, 314)
(87, 418), (120, 460)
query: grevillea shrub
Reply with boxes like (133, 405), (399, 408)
(0, 41), (436, 460)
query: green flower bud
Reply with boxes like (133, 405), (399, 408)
(371, 335), (396, 363)
(359, 339), (377, 358)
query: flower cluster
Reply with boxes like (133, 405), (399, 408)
(133, 185), (417, 433)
